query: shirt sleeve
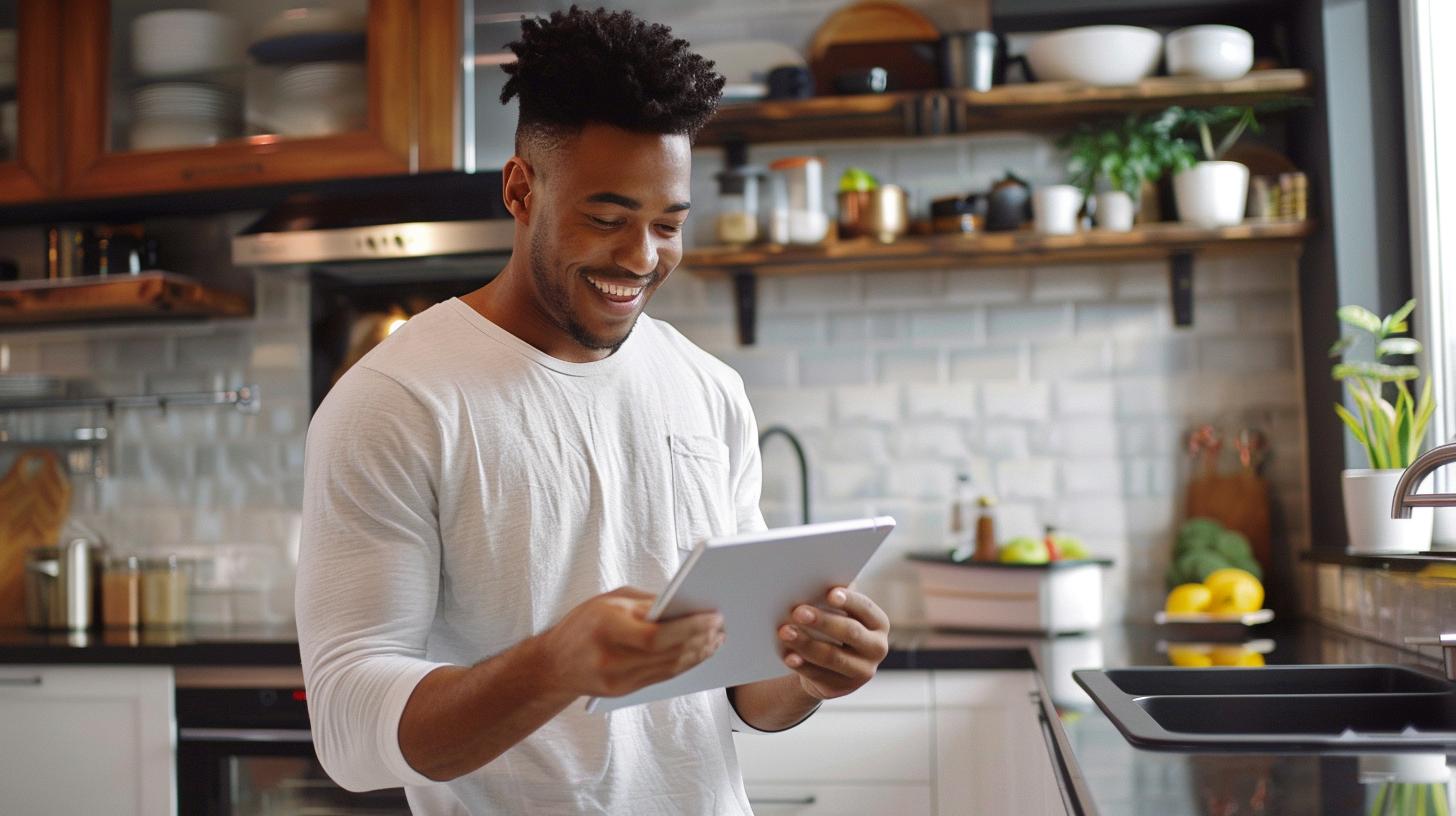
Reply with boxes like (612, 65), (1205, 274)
(296, 367), (451, 792)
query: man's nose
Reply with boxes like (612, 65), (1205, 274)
(612, 227), (658, 277)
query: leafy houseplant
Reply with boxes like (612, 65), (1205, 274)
(1060, 113), (1194, 231)
(1329, 299), (1437, 553)
(1163, 105), (1261, 228)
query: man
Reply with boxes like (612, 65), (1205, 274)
(296, 8), (890, 814)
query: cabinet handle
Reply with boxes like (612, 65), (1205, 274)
(0, 676), (42, 686)
(748, 795), (817, 805)
(179, 727), (312, 743)
(180, 162), (265, 181)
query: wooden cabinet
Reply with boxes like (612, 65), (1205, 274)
(0, 664), (175, 816)
(0, 1), (61, 202)
(733, 670), (1066, 816)
(0, 0), (462, 202)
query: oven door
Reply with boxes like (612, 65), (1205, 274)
(176, 668), (410, 816)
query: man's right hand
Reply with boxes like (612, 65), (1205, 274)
(540, 587), (725, 699)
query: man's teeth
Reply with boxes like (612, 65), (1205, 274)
(588, 277), (644, 298)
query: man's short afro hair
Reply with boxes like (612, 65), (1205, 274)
(500, 6), (724, 145)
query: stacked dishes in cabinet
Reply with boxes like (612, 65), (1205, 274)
(128, 10), (244, 150)
(248, 6), (368, 138)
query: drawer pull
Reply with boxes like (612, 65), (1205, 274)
(748, 795), (817, 805)
(0, 676), (42, 687)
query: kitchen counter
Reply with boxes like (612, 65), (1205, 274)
(2, 618), (1447, 815)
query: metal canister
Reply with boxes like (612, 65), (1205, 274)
(24, 538), (96, 630)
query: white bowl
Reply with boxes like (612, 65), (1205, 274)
(132, 10), (241, 77)
(273, 98), (366, 137)
(1026, 25), (1161, 86)
(1166, 25), (1254, 81)
(277, 61), (365, 99)
(257, 6), (367, 40)
(133, 83), (236, 118)
(0, 29), (16, 61)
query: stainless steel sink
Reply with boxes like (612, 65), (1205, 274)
(1074, 665), (1456, 752)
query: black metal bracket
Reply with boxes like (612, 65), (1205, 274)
(731, 268), (757, 346)
(1170, 251), (1195, 327)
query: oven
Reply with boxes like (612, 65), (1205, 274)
(175, 667), (409, 816)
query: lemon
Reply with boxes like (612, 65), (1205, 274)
(1168, 647), (1213, 668)
(1203, 568), (1264, 615)
(1165, 583), (1213, 614)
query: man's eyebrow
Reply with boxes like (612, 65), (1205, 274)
(585, 193), (691, 214)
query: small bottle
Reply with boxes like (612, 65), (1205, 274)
(973, 495), (998, 562)
(949, 472), (977, 560)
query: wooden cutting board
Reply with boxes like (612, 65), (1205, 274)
(1185, 429), (1272, 571)
(0, 450), (72, 627)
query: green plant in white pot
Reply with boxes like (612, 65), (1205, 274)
(1330, 299), (1437, 553)
(1165, 105), (1259, 228)
(1060, 113), (1194, 232)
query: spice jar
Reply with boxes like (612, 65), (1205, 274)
(102, 555), (142, 628)
(714, 142), (762, 245)
(141, 555), (188, 628)
(768, 156), (829, 245)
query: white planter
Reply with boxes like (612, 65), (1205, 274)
(1342, 468), (1433, 554)
(1032, 184), (1084, 234)
(1173, 160), (1249, 227)
(1093, 190), (1135, 231)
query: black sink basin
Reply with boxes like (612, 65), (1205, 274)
(1074, 665), (1456, 752)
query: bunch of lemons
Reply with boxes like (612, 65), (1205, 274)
(1165, 567), (1264, 616)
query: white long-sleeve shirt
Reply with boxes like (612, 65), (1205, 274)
(296, 298), (767, 814)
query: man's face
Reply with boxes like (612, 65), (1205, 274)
(524, 123), (692, 353)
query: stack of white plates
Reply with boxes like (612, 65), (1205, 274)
(130, 82), (238, 150)
(273, 61), (365, 137)
(131, 9), (241, 77)
(0, 29), (16, 91)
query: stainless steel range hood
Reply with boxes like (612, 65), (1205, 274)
(232, 173), (515, 266)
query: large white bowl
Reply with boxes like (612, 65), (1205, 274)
(132, 9), (241, 78)
(1166, 25), (1254, 80)
(130, 117), (228, 150)
(1026, 25), (1161, 86)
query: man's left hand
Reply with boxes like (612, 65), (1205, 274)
(777, 587), (890, 701)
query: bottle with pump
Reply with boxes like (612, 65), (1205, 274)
(949, 472), (977, 561)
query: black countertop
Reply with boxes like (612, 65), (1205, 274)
(2, 619), (1448, 815)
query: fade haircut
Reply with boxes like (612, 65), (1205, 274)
(500, 6), (724, 156)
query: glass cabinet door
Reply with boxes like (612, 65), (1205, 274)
(0, 0), (60, 203)
(62, 0), (420, 197)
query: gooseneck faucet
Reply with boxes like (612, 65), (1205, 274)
(1391, 442), (1456, 518)
(758, 425), (810, 525)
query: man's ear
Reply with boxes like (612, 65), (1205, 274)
(502, 156), (534, 225)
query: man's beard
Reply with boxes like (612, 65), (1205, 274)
(528, 232), (645, 353)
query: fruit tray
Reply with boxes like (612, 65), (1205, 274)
(1153, 609), (1275, 625)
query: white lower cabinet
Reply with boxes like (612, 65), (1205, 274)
(734, 670), (1065, 816)
(0, 665), (175, 816)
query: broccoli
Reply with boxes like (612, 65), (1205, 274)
(1166, 518), (1264, 588)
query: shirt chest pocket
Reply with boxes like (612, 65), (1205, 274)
(669, 434), (734, 554)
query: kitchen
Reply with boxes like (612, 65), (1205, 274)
(0, 0), (1452, 813)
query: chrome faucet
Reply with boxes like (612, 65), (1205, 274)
(1403, 634), (1456, 681)
(1390, 442), (1456, 518)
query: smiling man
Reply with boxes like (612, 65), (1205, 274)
(295, 7), (890, 816)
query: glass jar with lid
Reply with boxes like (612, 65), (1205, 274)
(768, 156), (829, 245)
(102, 555), (143, 629)
(714, 142), (762, 245)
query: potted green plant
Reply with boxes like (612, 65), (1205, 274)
(1061, 113), (1193, 231)
(1164, 105), (1259, 227)
(1329, 299), (1437, 553)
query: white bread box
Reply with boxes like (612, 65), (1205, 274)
(908, 552), (1112, 634)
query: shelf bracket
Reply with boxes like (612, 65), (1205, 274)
(1170, 251), (1195, 327)
(731, 268), (758, 346)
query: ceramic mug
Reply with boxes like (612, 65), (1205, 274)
(1033, 185), (1084, 235)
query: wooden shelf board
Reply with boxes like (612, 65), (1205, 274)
(0, 272), (251, 326)
(683, 220), (1315, 278)
(697, 70), (1312, 147)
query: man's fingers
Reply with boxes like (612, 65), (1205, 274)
(607, 586), (657, 602)
(643, 611), (723, 652)
(785, 605), (876, 654)
(825, 587), (890, 632)
(779, 627), (866, 677)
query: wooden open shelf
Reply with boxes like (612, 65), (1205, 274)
(698, 69), (1313, 147)
(0, 272), (251, 326)
(684, 219), (1315, 278)
(684, 220), (1315, 344)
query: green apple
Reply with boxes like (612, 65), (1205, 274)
(1053, 535), (1090, 560)
(998, 536), (1050, 564)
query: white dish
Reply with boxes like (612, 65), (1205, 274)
(277, 61), (365, 99)
(130, 116), (229, 150)
(132, 9), (242, 77)
(257, 6), (367, 40)
(272, 98), (366, 136)
(1153, 608), (1274, 625)
(1166, 25), (1254, 81)
(1026, 25), (1161, 86)
(133, 83), (236, 119)
(0, 29), (16, 61)
(0, 61), (15, 91)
